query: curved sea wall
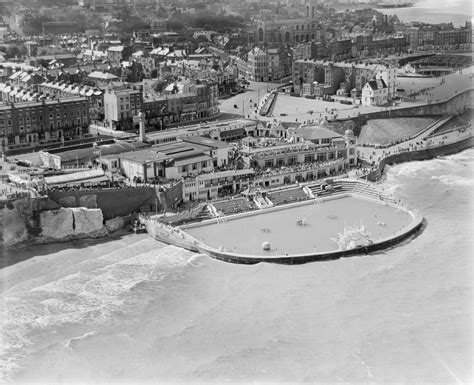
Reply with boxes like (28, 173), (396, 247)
(363, 135), (474, 182)
(193, 194), (423, 265)
(146, 188), (424, 265)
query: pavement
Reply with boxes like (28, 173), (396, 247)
(218, 81), (282, 119)
(218, 66), (474, 126)
(357, 116), (472, 165)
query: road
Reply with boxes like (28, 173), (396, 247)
(218, 81), (282, 119)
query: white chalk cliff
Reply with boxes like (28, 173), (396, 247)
(40, 207), (107, 240)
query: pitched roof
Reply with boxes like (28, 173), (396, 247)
(107, 45), (124, 52)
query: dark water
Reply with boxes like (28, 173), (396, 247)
(1, 149), (473, 383)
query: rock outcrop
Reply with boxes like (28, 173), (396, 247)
(39, 207), (107, 241)
(105, 216), (125, 233)
(1, 201), (30, 247)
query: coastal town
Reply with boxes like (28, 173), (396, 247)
(0, 0), (471, 248)
(1, 0), (473, 384)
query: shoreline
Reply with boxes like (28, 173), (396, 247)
(0, 228), (132, 268)
(2, 133), (472, 263)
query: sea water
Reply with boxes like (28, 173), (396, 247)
(376, 0), (473, 27)
(1, 149), (473, 383)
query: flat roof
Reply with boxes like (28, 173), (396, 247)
(290, 126), (343, 141)
(182, 136), (228, 149)
(119, 141), (211, 164)
(145, 118), (257, 141)
(44, 169), (105, 185)
(52, 141), (150, 163)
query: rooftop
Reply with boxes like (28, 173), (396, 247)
(290, 126), (344, 141)
(0, 96), (88, 111)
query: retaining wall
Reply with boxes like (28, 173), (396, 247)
(48, 186), (161, 220)
(363, 135), (474, 182)
(162, 188), (423, 265)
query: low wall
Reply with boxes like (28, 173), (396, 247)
(193, 192), (423, 264)
(363, 135), (474, 182)
(198, 213), (423, 264)
(150, 186), (424, 264)
(376, 89), (471, 119)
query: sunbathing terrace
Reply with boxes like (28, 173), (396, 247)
(143, 179), (424, 264)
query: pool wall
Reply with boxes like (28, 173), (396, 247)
(143, 181), (424, 265)
(191, 193), (423, 264)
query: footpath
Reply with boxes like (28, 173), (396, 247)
(350, 116), (472, 180)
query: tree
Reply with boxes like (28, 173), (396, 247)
(5, 44), (27, 59)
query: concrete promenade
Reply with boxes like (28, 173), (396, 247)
(220, 66), (473, 125)
(356, 117), (472, 166)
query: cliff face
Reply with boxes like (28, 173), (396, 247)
(1, 200), (31, 247)
(39, 207), (107, 241)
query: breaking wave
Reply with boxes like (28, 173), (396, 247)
(0, 238), (195, 382)
(431, 174), (474, 187)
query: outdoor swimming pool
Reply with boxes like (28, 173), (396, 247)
(185, 196), (413, 256)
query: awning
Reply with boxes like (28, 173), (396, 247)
(219, 128), (246, 138)
(174, 155), (211, 167)
(44, 169), (106, 185)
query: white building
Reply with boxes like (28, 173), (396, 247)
(361, 79), (388, 106)
(375, 65), (397, 99)
(103, 86), (142, 130)
(115, 137), (230, 183)
(247, 47), (268, 82)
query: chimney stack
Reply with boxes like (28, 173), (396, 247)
(138, 111), (146, 142)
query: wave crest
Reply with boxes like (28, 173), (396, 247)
(431, 174), (474, 187)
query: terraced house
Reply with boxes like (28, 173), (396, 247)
(0, 97), (90, 153)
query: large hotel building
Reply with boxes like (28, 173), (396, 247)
(0, 97), (90, 153)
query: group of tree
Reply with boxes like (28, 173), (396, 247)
(167, 12), (245, 33)
(0, 44), (28, 59)
(23, 9), (103, 35)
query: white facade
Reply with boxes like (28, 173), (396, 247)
(247, 47), (268, 82)
(361, 80), (388, 106)
(375, 65), (397, 99)
(103, 88), (141, 129)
